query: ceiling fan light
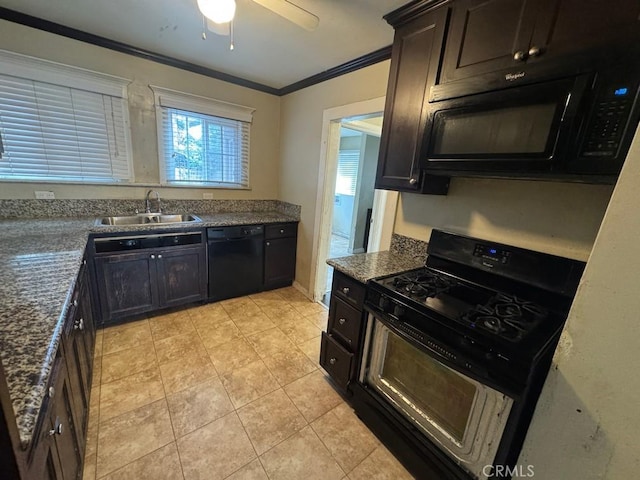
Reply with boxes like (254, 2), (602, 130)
(197, 0), (236, 24)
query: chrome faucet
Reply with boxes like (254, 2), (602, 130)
(145, 190), (162, 214)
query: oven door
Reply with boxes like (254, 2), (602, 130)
(359, 313), (513, 480)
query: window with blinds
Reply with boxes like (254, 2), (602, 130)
(152, 86), (254, 188)
(0, 51), (133, 183)
(335, 149), (361, 196)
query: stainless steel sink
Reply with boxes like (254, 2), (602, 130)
(96, 213), (202, 226)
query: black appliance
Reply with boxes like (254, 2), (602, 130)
(423, 62), (640, 182)
(353, 230), (585, 480)
(207, 225), (264, 301)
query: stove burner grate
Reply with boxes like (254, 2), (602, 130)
(462, 293), (548, 341)
(391, 271), (458, 300)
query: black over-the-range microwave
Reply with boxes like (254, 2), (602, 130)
(422, 63), (640, 183)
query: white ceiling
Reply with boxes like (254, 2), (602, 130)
(0, 0), (409, 90)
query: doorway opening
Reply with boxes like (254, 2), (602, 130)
(310, 97), (398, 308)
(324, 116), (382, 305)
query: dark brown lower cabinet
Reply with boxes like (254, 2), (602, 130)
(93, 237), (207, 326)
(264, 223), (298, 290)
(28, 350), (83, 480)
(25, 262), (95, 480)
(320, 271), (368, 393)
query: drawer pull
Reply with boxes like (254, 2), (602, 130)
(280, 229), (284, 234)
(74, 318), (85, 331)
(338, 318), (346, 325)
(150, 254), (156, 259)
(49, 418), (63, 436)
(342, 287), (350, 295)
(48, 386), (55, 398)
(329, 357), (337, 365)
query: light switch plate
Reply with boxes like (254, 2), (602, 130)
(35, 191), (55, 199)
(203, 193), (214, 200)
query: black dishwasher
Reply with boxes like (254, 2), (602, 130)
(207, 225), (264, 301)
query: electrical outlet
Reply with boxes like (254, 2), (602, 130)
(203, 193), (214, 200)
(35, 191), (55, 199)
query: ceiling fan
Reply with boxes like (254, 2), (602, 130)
(197, 0), (319, 48)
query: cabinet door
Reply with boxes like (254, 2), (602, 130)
(63, 321), (89, 448)
(375, 7), (449, 192)
(156, 245), (207, 308)
(94, 251), (158, 324)
(264, 236), (297, 289)
(441, 0), (537, 83)
(532, 0), (640, 62)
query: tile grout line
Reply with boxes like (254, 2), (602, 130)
(148, 318), (186, 480)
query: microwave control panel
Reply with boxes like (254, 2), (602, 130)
(581, 79), (638, 158)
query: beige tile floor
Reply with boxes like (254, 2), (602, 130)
(83, 286), (414, 480)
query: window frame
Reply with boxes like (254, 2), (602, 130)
(0, 49), (134, 185)
(151, 86), (255, 189)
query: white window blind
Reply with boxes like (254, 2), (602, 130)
(0, 51), (133, 184)
(152, 86), (254, 188)
(336, 149), (361, 196)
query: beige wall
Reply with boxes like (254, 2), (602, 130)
(395, 178), (614, 261)
(0, 20), (281, 200)
(279, 61), (390, 292)
(518, 126), (640, 478)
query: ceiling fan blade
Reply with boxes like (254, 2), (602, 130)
(251, 0), (319, 31)
(206, 19), (230, 36)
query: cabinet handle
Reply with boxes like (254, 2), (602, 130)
(158, 254), (162, 259)
(528, 45), (542, 57)
(513, 50), (528, 61)
(409, 178), (417, 185)
(82, 259), (87, 266)
(74, 318), (84, 331)
(48, 386), (55, 398)
(150, 254), (155, 259)
(73, 299), (78, 307)
(49, 418), (63, 436)
(266, 242), (271, 247)
(342, 287), (350, 295)
(338, 318), (346, 325)
(329, 358), (336, 365)
(280, 229), (284, 234)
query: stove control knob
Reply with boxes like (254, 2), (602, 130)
(378, 296), (390, 310)
(393, 305), (405, 318)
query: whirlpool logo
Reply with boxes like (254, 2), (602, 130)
(483, 465), (535, 478)
(505, 72), (525, 81)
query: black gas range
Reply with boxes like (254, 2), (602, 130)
(351, 230), (585, 480)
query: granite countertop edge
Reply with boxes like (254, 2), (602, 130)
(327, 250), (425, 284)
(0, 210), (299, 448)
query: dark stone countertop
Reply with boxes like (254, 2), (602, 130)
(0, 211), (298, 447)
(327, 250), (425, 284)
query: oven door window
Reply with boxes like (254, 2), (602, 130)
(364, 317), (513, 479)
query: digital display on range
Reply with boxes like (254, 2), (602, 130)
(474, 244), (511, 264)
(614, 87), (629, 96)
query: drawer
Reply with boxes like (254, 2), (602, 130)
(328, 297), (363, 351)
(265, 223), (298, 239)
(320, 332), (354, 391)
(332, 271), (366, 308)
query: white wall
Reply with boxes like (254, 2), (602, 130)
(518, 126), (640, 478)
(0, 20), (281, 201)
(395, 178), (614, 261)
(279, 61), (390, 292)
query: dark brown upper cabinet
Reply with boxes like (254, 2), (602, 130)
(440, 0), (640, 86)
(375, 5), (451, 194)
